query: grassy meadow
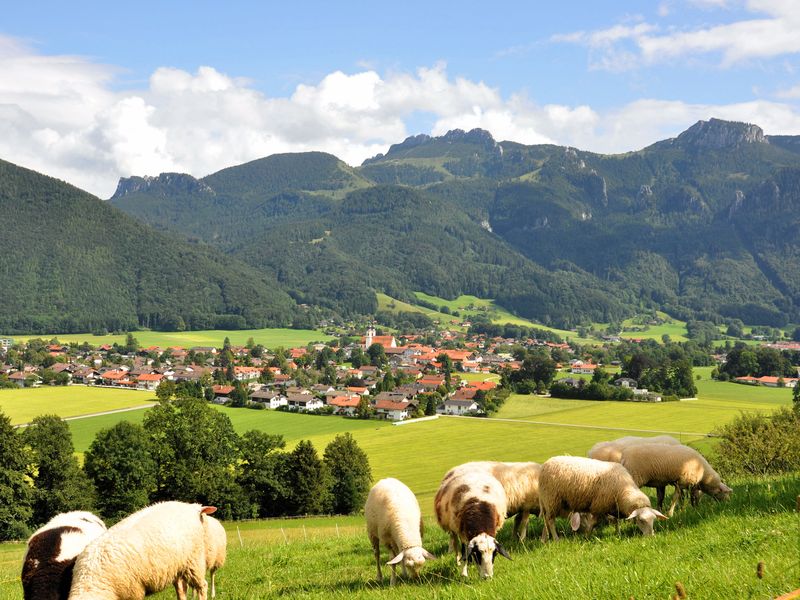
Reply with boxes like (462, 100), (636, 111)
(8, 328), (332, 349)
(0, 474), (796, 599)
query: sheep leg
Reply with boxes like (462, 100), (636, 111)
(689, 485), (701, 507)
(390, 563), (397, 586)
(514, 510), (530, 541)
(210, 570), (217, 599)
(451, 533), (461, 564)
(667, 485), (682, 517)
(175, 578), (187, 600)
(656, 486), (666, 512)
(371, 536), (382, 582)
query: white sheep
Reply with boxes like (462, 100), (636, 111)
(589, 435), (682, 511)
(21, 511), (106, 600)
(620, 443), (732, 516)
(177, 514), (227, 599)
(539, 456), (667, 542)
(69, 501), (216, 600)
(441, 461), (541, 541)
(364, 478), (435, 584)
(434, 469), (511, 579)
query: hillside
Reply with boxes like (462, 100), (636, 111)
(0, 159), (298, 334)
(106, 118), (800, 327)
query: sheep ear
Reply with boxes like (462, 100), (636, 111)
(422, 549), (437, 560)
(720, 483), (733, 493)
(386, 552), (405, 566)
(626, 509), (640, 521)
(570, 512), (582, 531)
(495, 541), (511, 560)
(201, 506), (217, 515)
(653, 509), (668, 521)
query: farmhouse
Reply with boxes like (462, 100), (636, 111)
(251, 389), (287, 409)
(327, 395), (361, 416)
(286, 392), (324, 412)
(571, 361), (598, 374)
(136, 373), (164, 390)
(438, 398), (479, 415)
(373, 398), (411, 421)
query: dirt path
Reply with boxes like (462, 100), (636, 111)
(14, 404), (154, 428)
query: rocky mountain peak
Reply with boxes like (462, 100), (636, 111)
(674, 118), (767, 150)
(111, 173), (214, 200)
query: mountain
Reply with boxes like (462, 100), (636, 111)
(0, 159), (298, 334)
(110, 118), (800, 328)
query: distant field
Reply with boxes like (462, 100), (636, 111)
(8, 328), (333, 349)
(0, 387), (155, 426)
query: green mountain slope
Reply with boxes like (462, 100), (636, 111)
(0, 159), (297, 334)
(110, 118), (800, 327)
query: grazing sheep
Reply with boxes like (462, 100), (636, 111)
(434, 470), (511, 579)
(589, 435), (682, 510)
(441, 461), (541, 541)
(21, 511), (106, 600)
(620, 443), (732, 516)
(178, 515), (227, 599)
(364, 478), (435, 584)
(69, 501), (216, 600)
(539, 456), (667, 542)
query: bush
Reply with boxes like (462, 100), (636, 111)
(713, 408), (800, 476)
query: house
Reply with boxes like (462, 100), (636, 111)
(571, 362), (598, 375)
(212, 385), (235, 404)
(136, 373), (164, 391)
(251, 389), (287, 409)
(101, 370), (135, 387)
(327, 395), (361, 416)
(374, 399), (411, 421)
(233, 366), (261, 381)
(72, 367), (100, 384)
(9, 371), (40, 387)
(190, 347), (218, 355)
(286, 393), (324, 412)
(438, 398), (479, 416)
(311, 384), (335, 395)
(362, 327), (397, 349)
(614, 377), (638, 388)
(418, 375), (445, 389)
(451, 387), (478, 401)
(0, 338), (13, 352)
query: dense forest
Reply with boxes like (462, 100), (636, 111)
(0, 160), (298, 334)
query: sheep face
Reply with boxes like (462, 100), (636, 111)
(388, 547), (435, 578)
(707, 482), (732, 502)
(626, 507), (667, 536)
(465, 533), (510, 579)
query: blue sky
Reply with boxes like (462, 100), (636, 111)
(2, 0), (800, 195)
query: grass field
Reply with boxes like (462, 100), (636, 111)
(0, 474), (796, 599)
(618, 312), (689, 342)
(8, 328), (333, 349)
(0, 387), (155, 426)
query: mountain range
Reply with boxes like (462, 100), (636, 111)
(4, 118), (800, 334)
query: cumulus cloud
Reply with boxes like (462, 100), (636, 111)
(554, 0), (800, 70)
(3, 33), (800, 197)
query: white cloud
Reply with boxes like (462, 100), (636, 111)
(2, 33), (800, 198)
(554, 0), (800, 70)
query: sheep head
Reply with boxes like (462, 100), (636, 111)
(626, 507), (667, 536)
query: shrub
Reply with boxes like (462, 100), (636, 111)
(713, 407), (800, 476)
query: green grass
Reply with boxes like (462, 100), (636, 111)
(1, 475), (796, 599)
(617, 312), (689, 342)
(0, 387), (155, 426)
(8, 328), (333, 349)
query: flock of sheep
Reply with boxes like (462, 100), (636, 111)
(19, 435), (732, 598)
(367, 435), (732, 581)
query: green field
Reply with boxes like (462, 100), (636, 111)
(617, 312), (689, 342)
(0, 474), (796, 599)
(7, 327), (333, 349)
(0, 387), (155, 426)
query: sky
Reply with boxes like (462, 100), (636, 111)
(3, 0), (800, 197)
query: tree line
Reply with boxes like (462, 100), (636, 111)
(0, 397), (372, 540)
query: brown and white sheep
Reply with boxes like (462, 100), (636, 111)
(21, 511), (106, 600)
(588, 435), (683, 511)
(434, 469), (511, 579)
(539, 456), (667, 542)
(620, 443), (732, 516)
(440, 461), (541, 541)
(364, 478), (435, 584)
(69, 501), (216, 600)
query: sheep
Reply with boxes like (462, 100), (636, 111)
(539, 456), (667, 542)
(434, 469), (511, 579)
(177, 514), (227, 599)
(364, 478), (436, 585)
(620, 443), (732, 516)
(440, 461), (541, 541)
(589, 435), (682, 511)
(21, 511), (106, 600)
(69, 501), (216, 600)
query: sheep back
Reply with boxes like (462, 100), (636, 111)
(365, 478), (423, 552)
(620, 443), (723, 491)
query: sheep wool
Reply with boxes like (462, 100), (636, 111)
(21, 511), (106, 600)
(69, 501), (216, 600)
(539, 456), (667, 541)
(364, 478), (435, 584)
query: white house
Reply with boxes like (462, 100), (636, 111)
(374, 399), (411, 421)
(438, 398), (479, 416)
(251, 389), (288, 409)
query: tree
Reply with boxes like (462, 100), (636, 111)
(84, 422), (156, 521)
(143, 398), (242, 517)
(437, 353), (453, 390)
(22, 415), (95, 525)
(355, 396), (373, 419)
(350, 347), (366, 369)
(323, 433), (372, 515)
(237, 430), (288, 518)
(367, 343), (387, 367)
(155, 379), (176, 401)
(286, 441), (331, 515)
(0, 410), (33, 539)
(793, 383), (800, 411)
(229, 381), (251, 407)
